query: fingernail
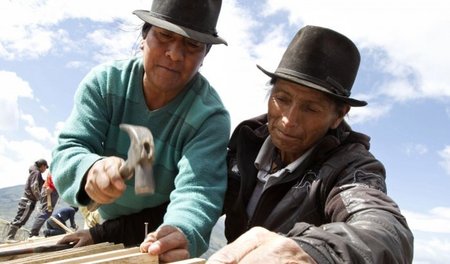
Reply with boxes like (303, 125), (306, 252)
(148, 243), (159, 254)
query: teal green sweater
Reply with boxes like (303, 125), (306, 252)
(51, 57), (230, 256)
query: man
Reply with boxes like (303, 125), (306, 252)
(29, 172), (59, 237)
(7, 159), (48, 240)
(44, 207), (78, 237)
(208, 25), (414, 263)
(51, 0), (230, 262)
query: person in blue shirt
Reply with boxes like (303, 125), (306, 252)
(44, 207), (79, 237)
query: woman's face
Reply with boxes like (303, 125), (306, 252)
(267, 79), (347, 163)
(141, 26), (207, 97)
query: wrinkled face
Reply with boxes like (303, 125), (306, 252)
(142, 26), (207, 95)
(268, 79), (348, 163)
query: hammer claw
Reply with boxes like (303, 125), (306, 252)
(86, 124), (155, 212)
(119, 124), (155, 195)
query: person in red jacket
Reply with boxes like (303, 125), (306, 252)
(29, 172), (59, 237)
(7, 159), (48, 240)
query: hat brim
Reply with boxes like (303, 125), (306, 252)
(257, 65), (367, 107)
(133, 10), (227, 45)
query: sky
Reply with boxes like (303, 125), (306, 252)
(0, 0), (449, 262)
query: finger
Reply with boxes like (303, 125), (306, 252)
(145, 226), (188, 256)
(151, 226), (188, 253)
(57, 234), (79, 245)
(140, 233), (157, 253)
(159, 248), (190, 263)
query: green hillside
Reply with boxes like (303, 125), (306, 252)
(0, 185), (227, 257)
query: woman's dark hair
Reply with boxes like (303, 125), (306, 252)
(140, 22), (212, 53)
(268, 77), (349, 117)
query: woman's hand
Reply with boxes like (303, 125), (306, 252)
(85, 157), (126, 204)
(57, 229), (94, 248)
(140, 225), (189, 262)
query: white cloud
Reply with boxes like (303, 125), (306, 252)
(0, 71), (33, 130)
(261, 0), (450, 110)
(439, 146), (450, 175)
(404, 208), (450, 233)
(403, 207), (450, 263)
(404, 143), (429, 156)
(86, 28), (141, 63)
(20, 113), (56, 145)
(346, 104), (391, 125)
(414, 236), (450, 264)
(0, 135), (51, 188)
(0, 0), (147, 60)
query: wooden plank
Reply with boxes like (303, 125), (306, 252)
(10, 243), (123, 264)
(1, 235), (206, 264)
(169, 258), (206, 264)
(49, 216), (74, 234)
(0, 235), (65, 262)
(47, 247), (153, 264)
(81, 251), (157, 264)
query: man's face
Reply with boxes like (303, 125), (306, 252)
(267, 79), (346, 163)
(142, 26), (207, 96)
(39, 165), (48, 173)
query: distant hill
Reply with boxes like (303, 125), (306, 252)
(0, 185), (85, 241)
(0, 185), (227, 257)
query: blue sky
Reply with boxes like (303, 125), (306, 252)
(1, 0), (449, 262)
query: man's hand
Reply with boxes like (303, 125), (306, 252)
(207, 227), (317, 264)
(85, 157), (126, 204)
(140, 225), (189, 262)
(56, 229), (94, 248)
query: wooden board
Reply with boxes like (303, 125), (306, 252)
(0, 236), (205, 264)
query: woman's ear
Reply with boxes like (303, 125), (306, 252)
(140, 40), (144, 50)
(331, 104), (350, 129)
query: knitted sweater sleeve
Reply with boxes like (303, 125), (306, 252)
(162, 110), (230, 257)
(51, 64), (110, 206)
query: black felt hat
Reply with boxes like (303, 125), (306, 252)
(258, 25), (367, 106)
(133, 0), (227, 45)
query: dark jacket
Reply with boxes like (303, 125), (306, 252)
(224, 114), (414, 264)
(24, 165), (44, 201)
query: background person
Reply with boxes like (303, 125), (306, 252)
(78, 206), (103, 229)
(29, 172), (59, 237)
(6, 159), (48, 240)
(44, 206), (78, 237)
(208, 25), (414, 263)
(52, 0), (230, 262)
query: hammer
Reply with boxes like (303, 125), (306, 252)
(87, 124), (155, 211)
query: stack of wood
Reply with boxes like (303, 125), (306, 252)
(0, 235), (205, 264)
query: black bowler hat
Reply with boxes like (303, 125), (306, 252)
(258, 25), (367, 107)
(133, 0), (227, 45)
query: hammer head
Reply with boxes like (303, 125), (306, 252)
(119, 124), (155, 195)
